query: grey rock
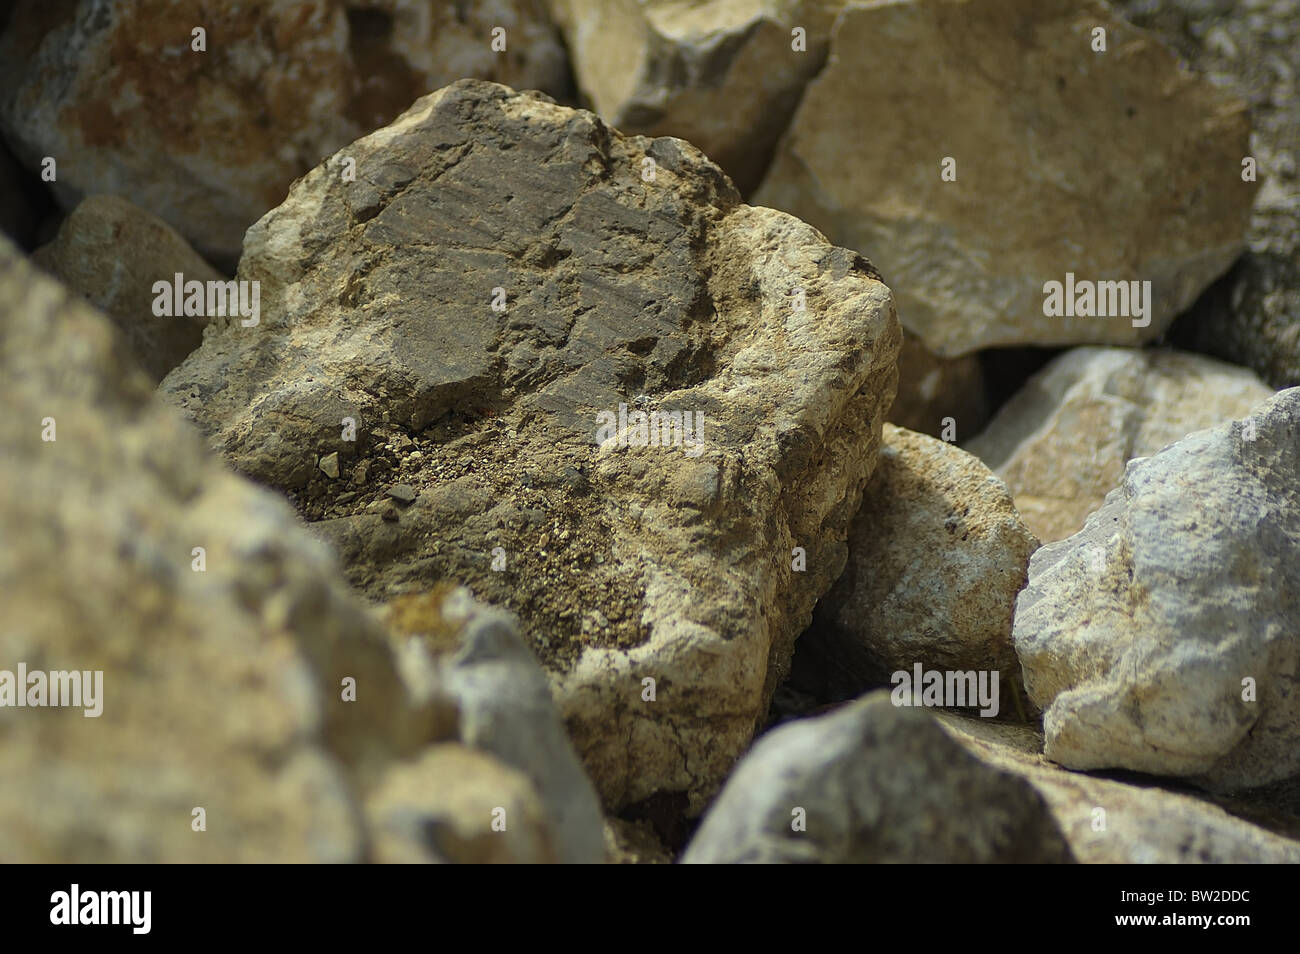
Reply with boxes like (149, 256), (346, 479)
(939, 714), (1300, 864)
(159, 79), (901, 811)
(681, 692), (1074, 863)
(968, 346), (1274, 543)
(1013, 387), (1300, 792)
(385, 587), (606, 864)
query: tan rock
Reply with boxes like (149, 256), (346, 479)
(157, 80), (901, 812)
(939, 714), (1300, 864)
(799, 424), (1035, 702)
(364, 744), (559, 864)
(0, 234), (457, 862)
(32, 195), (220, 382)
(0, 1), (571, 264)
(967, 346), (1274, 543)
(549, 0), (843, 193)
(754, 0), (1253, 355)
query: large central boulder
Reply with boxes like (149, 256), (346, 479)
(160, 80), (900, 810)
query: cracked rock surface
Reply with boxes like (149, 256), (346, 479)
(159, 79), (901, 811)
(1014, 387), (1300, 792)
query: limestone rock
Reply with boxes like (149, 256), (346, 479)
(549, 0), (843, 194)
(386, 586), (605, 863)
(1013, 387), (1300, 792)
(1116, 1), (1300, 388)
(0, 0), (571, 264)
(888, 331), (987, 440)
(32, 195), (220, 382)
(939, 714), (1300, 864)
(796, 425), (1035, 702)
(364, 744), (558, 863)
(0, 235), (449, 862)
(158, 79), (901, 811)
(753, 0), (1253, 356)
(968, 346), (1274, 543)
(681, 692), (1074, 863)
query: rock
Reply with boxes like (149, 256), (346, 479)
(753, 0), (1253, 356)
(794, 424), (1035, 702)
(385, 586), (606, 864)
(1013, 387), (1300, 792)
(968, 346), (1274, 543)
(548, 0), (843, 194)
(31, 195), (220, 382)
(0, 234), (451, 862)
(681, 692), (1074, 863)
(939, 714), (1300, 864)
(386, 483), (417, 504)
(363, 744), (558, 864)
(158, 79), (901, 811)
(888, 331), (987, 440)
(604, 817), (674, 864)
(0, 0), (572, 264)
(1115, 1), (1300, 388)
(320, 451), (341, 479)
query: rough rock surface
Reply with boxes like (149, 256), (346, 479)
(888, 331), (987, 440)
(32, 195), (220, 382)
(364, 744), (558, 863)
(1119, 0), (1300, 389)
(385, 586), (605, 863)
(157, 80), (901, 811)
(1013, 387), (1300, 792)
(0, 235), (452, 862)
(753, 0), (1253, 356)
(681, 692), (1074, 863)
(940, 715), (1300, 864)
(795, 425), (1035, 702)
(0, 0), (571, 264)
(549, 0), (843, 194)
(968, 347), (1274, 543)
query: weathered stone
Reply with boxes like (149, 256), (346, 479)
(968, 346), (1274, 543)
(548, 0), (843, 194)
(1013, 387), (1300, 792)
(794, 425), (1034, 703)
(319, 451), (341, 479)
(364, 744), (558, 864)
(939, 714), (1300, 864)
(0, 235), (449, 862)
(753, 0), (1253, 356)
(681, 692), (1074, 863)
(888, 331), (987, 440)
(1116, 1), (1300, 389)
(32, 195), (220, 382)
(158, 79), (901, 811)
(604, 817), (674, 864)
(386, 586), (606, 864)
(0, 0), (571, 264)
